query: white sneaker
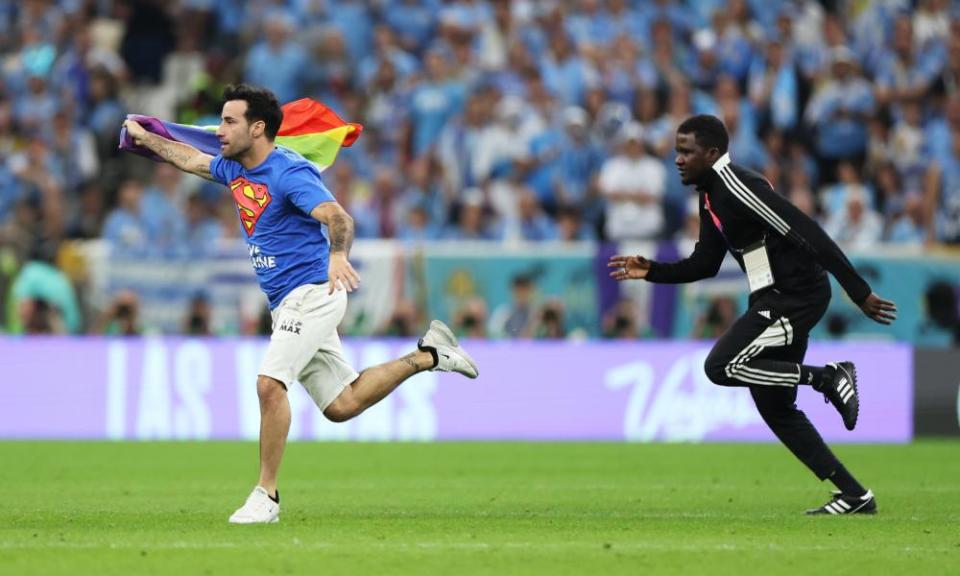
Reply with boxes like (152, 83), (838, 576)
(228, 486), (280, 524)
(418, 320), (479, 378)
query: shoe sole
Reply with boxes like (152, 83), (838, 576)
(836, 362), (859, 431)
(426, 320), (480, 378)
(228, 516), (280, 524)
(805, 503), (877, 516)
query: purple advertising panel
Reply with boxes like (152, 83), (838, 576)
(0, 337), (912, 442)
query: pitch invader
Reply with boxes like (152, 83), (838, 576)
(123, 84), (479, 524)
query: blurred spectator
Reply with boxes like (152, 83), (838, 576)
(720, 87), (768, 172)
(330, 162), (378, 239)
(510, 188), (557, 242)
(385, 0), (436, 55)
(160, 30), (206, 113)
(602, 297), (641, 339)
(692, 295), (738, 339)
(184, 194), (224, 255)
(823, 187), (883, 250)
(120, 0), (175, 83)
(804, 46), (874, 183)
(748, 38), (798, 133)
(556, 105), (606, 212)
(926, 97), (960, 167)
(540, 28), (595, 107)
(14, 73), (57, 135)
(397, 200), (442, 244)
(680, 195), (701, 243)
(10, 245), (81, 334)
(932, 31), (960, 101)
(598, 122), (665, 241)
(798, 11), (845, 83)
(474, 96), (541, 192)
(102, 179), (148, 254)
(872, 162), (905, 225)
(648, 18), (689, 91)
(437, 91), (493, 193)
(924, 128), (960, 244)
(304, 28), (352, 104)
(529, 299), (566, 339)
(820, 162), (874, 219)
(243, 13), (305, 105)
(886, 194), (926, 246)
(50, 110), (98, 193)
(379, 297), (424, 338)
(359, 25), (418, 89)
(913, 0), (951, 49)
(555, 206), (596, 242)
(922, 280), (960, 345)
(20, 298), (65, 335)
(444, 188), (502, 241)
(410, 154), (451, 221)
(141, 163), (188, 254)
(874, 16), (940, 115)
(9, 134), (65, 224)
(489, 274), (535, 338)
(453, 296), (488, 339)
(86, 66), (126, 159)
(409, 47), (467, 158)
(183, 292), (213, 335)
(357, 166), (402, 239)
(785, 164), (817, 219)
(66, 182), (106, 240)
(889, 99), (928, 192)
(95, 289), (142, 336)
(633, 88), (669, 155)
(364, 59), (412, 167)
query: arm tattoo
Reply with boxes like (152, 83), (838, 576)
(141, 132), (213, 181)
(328, 212), (355, 254)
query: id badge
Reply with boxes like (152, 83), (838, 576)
(742, 239), (775, 293)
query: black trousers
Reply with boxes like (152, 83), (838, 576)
(704, 281), (840, 479)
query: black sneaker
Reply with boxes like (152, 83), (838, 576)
(821, 362), (859, 430)
(806, 490), (877, 515)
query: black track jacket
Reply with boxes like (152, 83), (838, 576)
(646, 153), (872, 304)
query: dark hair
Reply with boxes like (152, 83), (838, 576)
(222, 83), (283, 140)
(512, 274), (533, 289)
(677, 114), (729, 154)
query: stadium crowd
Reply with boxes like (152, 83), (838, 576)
(1, 0), (959, 335)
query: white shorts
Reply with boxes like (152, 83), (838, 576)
(258, 283), (359, 411)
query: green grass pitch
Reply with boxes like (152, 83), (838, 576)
(2, 441), (958, 575)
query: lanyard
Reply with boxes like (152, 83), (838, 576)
(703, 191), (734, 250)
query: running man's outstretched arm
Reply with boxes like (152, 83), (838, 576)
(608, 193), (726, 284)
(311, 201), (361, 294)
(122, 119), (216, 181)
(715, 163), (897, 324)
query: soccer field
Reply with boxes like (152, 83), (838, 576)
(2, 442), (958, 575)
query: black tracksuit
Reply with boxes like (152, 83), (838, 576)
(646, 153), (872, 479)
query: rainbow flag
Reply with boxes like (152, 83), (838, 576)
(119, 98), (363, 172)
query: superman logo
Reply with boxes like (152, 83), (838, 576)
(230, 178), (272, 235)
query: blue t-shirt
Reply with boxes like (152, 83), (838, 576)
(210, 147), (335, 308)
